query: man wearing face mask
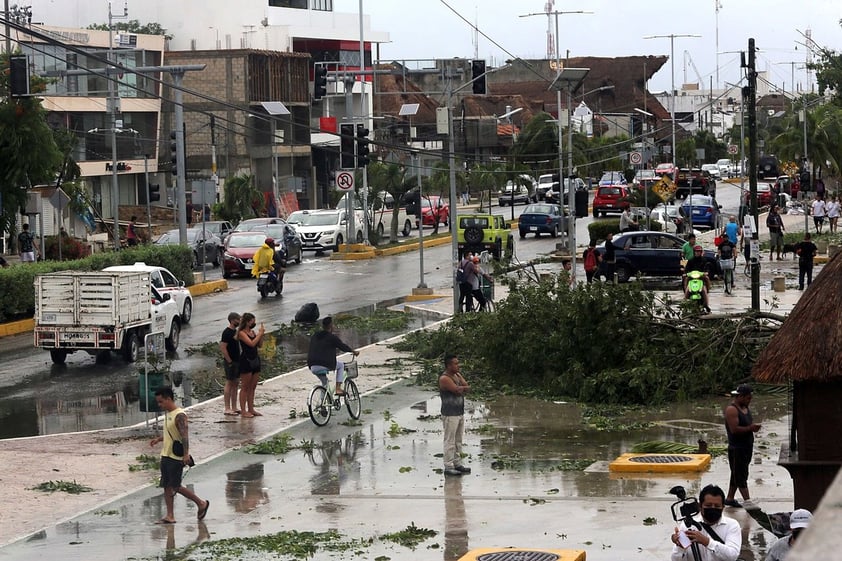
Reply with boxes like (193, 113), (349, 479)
(670, 484), (741, 561)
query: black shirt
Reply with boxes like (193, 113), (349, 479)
(796, 241), (817, 265)
(718, 240), (735, 260)
(307, 330), (353, 370)
(604, 238), (617, 262)
(220, 326), (241, 363)
(685, 256), (708, 274)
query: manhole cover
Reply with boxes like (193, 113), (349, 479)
(628, 455), (693, 463)
(478, 552), (560, 561)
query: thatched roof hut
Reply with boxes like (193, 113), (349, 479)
(753, 251), (842, 510)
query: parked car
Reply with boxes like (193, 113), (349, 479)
(675, 168), (715, 198)
(651, 203), (687, 234)
(457, 213), (514, 260)
(293, 209), (364, 252)
(233, 217), (286, 232)
(758, 155), (780, 179)
(154, 228), (221, 269)
(499, 183), (533, 206)
(592, 185), (631, 217)
(536, 174), (558, 200)
(222, 232), (271, 279)
(633, 169), (659, 189)
(775, 175), (800, 198)
(518, 203), (565, 238)
(420, 195), (449, 226)
(716, 159), (733, 178)
(191, 220), (233, 243)
(680, 194), (722, 230)
(252, 223), (303, 264)
(103, 263), (194, 324)
(598, 171), (627, 187)
(701, 163), (722, 180)
(595, 231), (721, 283)
(546, 177), (587, 204)
(654, 162), (677, 178)
(743, 182), (775, 207)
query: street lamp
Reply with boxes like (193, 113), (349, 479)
(644, 34), (701, 168)
(399, 102), (427, 293)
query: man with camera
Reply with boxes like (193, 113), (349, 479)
(670, 484), (741, 561)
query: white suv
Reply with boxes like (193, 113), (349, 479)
(290, 209), (365, 252)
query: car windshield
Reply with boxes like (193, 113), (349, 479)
(538, 176), (554, 185)
(525, 204), (554, 214)
(305, 213), (341, 226)
(757, 184), (772, 192)
(227, 234), (266, 248)
(287, 212), (310, 225)
(157, 230), (198, 244)
(600, 172), (620, 182)
(686, 195), (712, 206)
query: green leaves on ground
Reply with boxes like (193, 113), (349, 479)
(379, 522), (437, 549)
(29, 480), (93, 494)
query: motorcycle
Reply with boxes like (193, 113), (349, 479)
(685, 269), (709, 312)
(256, 254), (286, 299)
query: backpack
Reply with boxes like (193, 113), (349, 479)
(584, 249), (598, 272)
(455, 264), (467, 283)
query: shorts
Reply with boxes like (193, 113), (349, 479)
(769, 231), (783, 249)
(160, 456), (184, 489)
(20, 251), (35, 262)
(728, 447), (752, 488)
(814, 216), (825, 227)
(224, 360), (240, 381)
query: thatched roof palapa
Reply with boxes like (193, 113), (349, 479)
(753, 252), (842, 383)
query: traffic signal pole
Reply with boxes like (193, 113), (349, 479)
(747, 38), (760, 311)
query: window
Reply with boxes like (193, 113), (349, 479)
(311, 0), (333, 10)
(269, 0), (307, 8)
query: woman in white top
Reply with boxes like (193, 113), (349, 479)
(826, 195), (840, 233)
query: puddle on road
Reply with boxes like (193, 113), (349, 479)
(0, 300), (433, 439)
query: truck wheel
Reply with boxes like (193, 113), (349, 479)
(165, 321), (180, 351)
(505, 236), (514, 259)
(49, 349), (68, 364)
(122, 332), (140, 362)
(402, 220), (412, 237)
(181, 299), (192, 324)
(492, 239), (502, 260)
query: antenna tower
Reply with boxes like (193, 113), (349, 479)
(545, 0), (555, 59)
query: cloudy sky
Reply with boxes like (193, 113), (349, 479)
(336, 0), (841, 93)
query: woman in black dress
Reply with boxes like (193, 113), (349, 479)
(236, 313), (265, 417)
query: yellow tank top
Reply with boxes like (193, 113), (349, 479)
(162, 407), (185, 460)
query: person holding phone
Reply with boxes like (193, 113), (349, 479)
(670, 484), (741, 561)
(724, 384), (762, 508)
(237, 313), (265, 418)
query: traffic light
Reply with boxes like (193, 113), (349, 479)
(170, 130), (179, 176)
(340, 124), (355, 169)
(800, 170), (811, 191)
(314, 65), (328, 100)
(471, 59), (486, 95)
(356, 124), (370, 167)
(149, 184), (160, 202)
(9, 55), (29, 97)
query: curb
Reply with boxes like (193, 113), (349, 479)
(188, 279), (228, 296)
(0, 318), (34, 338)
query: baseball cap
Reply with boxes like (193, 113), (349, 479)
(265, 237), (275, 246)
(789, 509), (812, 530)
(694, 245), (703, 252)
(731, 383), (753, 396)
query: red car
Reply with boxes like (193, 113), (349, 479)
(655, 162), (677, 178)
(743, 182), (775, 207)
(420, 195), (449, 226)
(592, 186), (631, 218)
(222, 231), (270, 279)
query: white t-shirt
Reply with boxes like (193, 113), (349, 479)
(826, 200), (840, 218)
(812, 199), (826, 217)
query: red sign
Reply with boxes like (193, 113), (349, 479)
(320, 116), (337, 133)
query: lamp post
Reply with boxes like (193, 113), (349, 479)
(399, 102), (425, 291)
(644, 34), (701, 168)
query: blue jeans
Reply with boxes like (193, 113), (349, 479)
(310, 362), (345, 386)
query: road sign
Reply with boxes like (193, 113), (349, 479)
(728, 144), (739, 155)
(335, 170), (355, 192)
(629, 151), (642, 165)
(652, 176), (677, 202)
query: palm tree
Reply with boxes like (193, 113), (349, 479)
(771, 101), (842, 178)
(219, 174), (262, 224)
(368, 162), (410, 243)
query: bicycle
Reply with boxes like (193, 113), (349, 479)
(720, 259), (735, 295)
(307, 358), (362, 426)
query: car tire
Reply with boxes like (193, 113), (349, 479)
(593, 208), (599, 218)
(333, 234), (344, 252)
(192, 252), (200, 269)
(519, 229), (526, 239)
(505, 235), (514, 259)
(223, 270), (231, 279)
(551, 225), (558, 238)
(492, 239), (502, 260)
(464, 226), (484, 245)
(356, 230), (364, 243)
(616, 264), (633, 283)
(165, 320), (180, 351)
(402, 220), (412, 237)
(212, 249), (220, 267)
(181, 299), (192, 324)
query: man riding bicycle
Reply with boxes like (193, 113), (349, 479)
(307, 316), (359, 396)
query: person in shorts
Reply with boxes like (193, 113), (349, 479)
(17, 223), (39, 262)
(766, 205), (785, 261)
(219, 312), (241, 416)
(149, 387), (209, 524)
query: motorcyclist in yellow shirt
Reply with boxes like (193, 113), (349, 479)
(251, 238), (276, 278)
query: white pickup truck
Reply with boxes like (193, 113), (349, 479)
(33, 271), (181, 364)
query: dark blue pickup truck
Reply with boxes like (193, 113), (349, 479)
(518, 203), (566, 238)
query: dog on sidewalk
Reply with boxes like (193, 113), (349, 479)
(782, 243), (798, 259)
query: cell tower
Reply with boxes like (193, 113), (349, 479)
(545, 0), (555, 59)
(805, 28), (814, 92)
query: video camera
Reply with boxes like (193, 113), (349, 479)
(669, 485), (700, 522)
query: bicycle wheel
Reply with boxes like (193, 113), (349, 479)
(725, 269), (733, 294)
(482, 299), (495, 312)
(308, 386), (331, 426)
(344, 380), (361, 420)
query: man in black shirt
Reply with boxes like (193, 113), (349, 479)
(308, 317), (359, 396)
(601, 232), (618, 283)
(796, 232), (818, 290)
(220, 312), (241, 415)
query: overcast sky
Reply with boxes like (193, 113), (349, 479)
(336, 0), (840, 94)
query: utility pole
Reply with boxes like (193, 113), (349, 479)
(108, 1), (129, 250)
(746, 38), (760, 311)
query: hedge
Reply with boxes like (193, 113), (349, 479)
(0, 245), (193, 322)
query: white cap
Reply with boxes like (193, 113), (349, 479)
(790, 509), (812, 530)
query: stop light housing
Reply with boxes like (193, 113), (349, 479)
(170, 131), (179, 176)
(356, 124), (370, 168)
(340, 124), (355, 169)
(9, 55), (29, 97)
(149, 184), (161, 202)
(471, 59), (486, 95)
(314, 65), (328, 100)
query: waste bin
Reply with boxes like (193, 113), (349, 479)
(138, 372), (165, 412)
(575, 189), (589, 218)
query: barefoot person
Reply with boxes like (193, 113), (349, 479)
(149, 387), (209, 524)
(724, 384), (762, 508)
(220, 312), (241, 415)
(237, 313), (265, 418)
